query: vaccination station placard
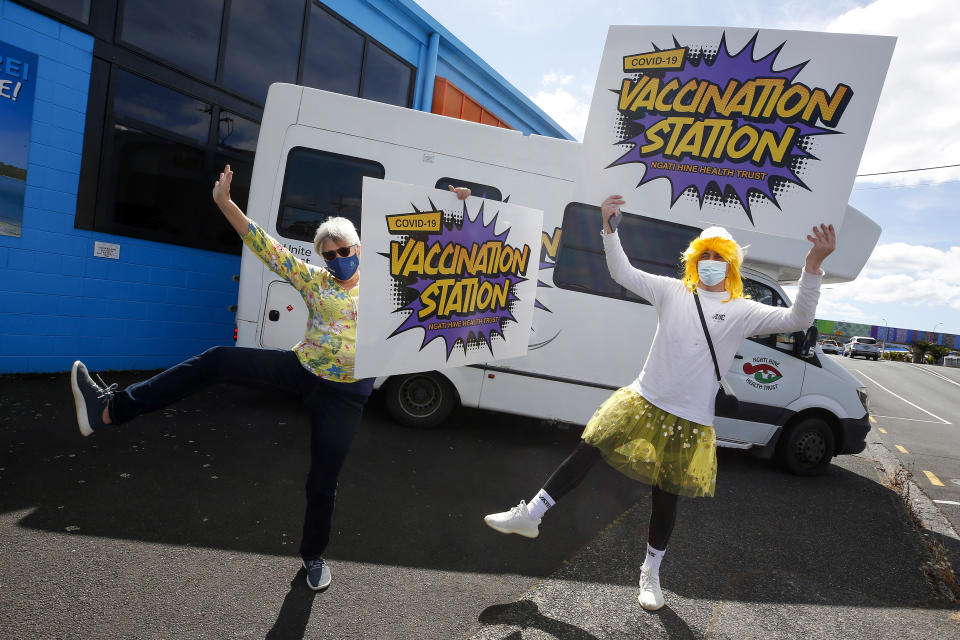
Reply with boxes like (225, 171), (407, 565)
(355, 178), (543, 379)
(576, 26), (895, 238)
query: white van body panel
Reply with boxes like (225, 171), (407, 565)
(238, 84), (878, 453)
(793, 356), (866, 420)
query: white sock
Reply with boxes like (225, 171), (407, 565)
(526, 489), (555, 520)
(641, 543), (666, 573)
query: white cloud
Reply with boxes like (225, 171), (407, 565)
(827, 0), (960, 185)
(823, 242), (960, 311)
(541, 72), (574, 86)
(532, 72), (591, 140)
(813, 298), (871, 323)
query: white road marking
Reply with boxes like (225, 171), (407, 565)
(871, 414), (948, 425)
(933, 500), (960, 506)
(852, 370), (951, 425)
(905, 363), (960, 387)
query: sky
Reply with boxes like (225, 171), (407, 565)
(413, 0), (960, 338)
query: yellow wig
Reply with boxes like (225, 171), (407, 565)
(680, 230), (745, 302)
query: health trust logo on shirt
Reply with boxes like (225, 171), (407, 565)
(743, 357), (783, 389)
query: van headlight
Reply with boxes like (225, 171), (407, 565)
(856, 386), (869, 413)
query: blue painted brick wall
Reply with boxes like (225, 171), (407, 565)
(0, 1), (240, 374)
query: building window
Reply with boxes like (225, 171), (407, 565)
(112, 70), (212, 143)
(361, 41), (413, 107)
(277, 148), (384, 243)
(29, 0), (90, 23)
(554, 202), (696, 304)
(91, 70), (256, 254)
(434, 178), (502, 201)
(302, 3), (415, 108)
(118, 0), (223, 80)
(303, 3), (364, 96)
(222, 0), (304, 104)
(74, 1), (415, 253)
(217, 111), (259, 152)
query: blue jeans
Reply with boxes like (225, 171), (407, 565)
(110, 346), (366, 560)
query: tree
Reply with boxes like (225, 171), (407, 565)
(928, 345), (952, 366)
(911, 340), (931, 364)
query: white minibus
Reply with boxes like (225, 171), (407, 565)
(236, 84), (874, 475)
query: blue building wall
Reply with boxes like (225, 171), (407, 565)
(0, 1), (239, 373)
(0, 0), (569, 374)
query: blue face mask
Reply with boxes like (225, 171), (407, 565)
(697, 259), (727, 286)
(326, 253), (359, 281)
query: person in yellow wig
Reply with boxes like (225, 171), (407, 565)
(484, 194), (835, 611)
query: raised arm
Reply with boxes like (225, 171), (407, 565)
(213, 164), (322, 289)
(212, 164), (250, 235)
(600, 195), (674, 304)
(743, 224), (835, 337)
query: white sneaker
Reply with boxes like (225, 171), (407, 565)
(638, 568), (665, 611)
(483, 500), (541, 538)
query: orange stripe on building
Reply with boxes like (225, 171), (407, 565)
(432, 77), (513, 130)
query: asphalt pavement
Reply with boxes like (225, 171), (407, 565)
(831, 355), (960, 535)
(1, 369), (958, 639)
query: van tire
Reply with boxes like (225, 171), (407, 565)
(778, 417), (835, 476)
(384, 372), (456, 429)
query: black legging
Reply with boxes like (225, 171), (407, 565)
(542, 441), (679, 550)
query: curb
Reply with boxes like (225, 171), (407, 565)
(865, 437), (960, 545)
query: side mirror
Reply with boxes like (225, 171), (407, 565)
(793, 326), (819, 357)
(804, 326), (819, 356)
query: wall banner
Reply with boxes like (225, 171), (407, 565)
(355, 178), (543, 379)
(0, 40), (38, 238)
(576, 26), (895, 238)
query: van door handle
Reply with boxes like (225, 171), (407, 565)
(268, 310), (280, 321)
(734, 354), (743, 359)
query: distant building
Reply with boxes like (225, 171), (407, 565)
(815, 319), (960, 349)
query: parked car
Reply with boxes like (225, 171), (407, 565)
(844, 336), (880, 360)
(820, 339), (841, 355)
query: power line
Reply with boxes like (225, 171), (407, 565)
(853, 179), (960, 191)
(856, 162), (960, 178)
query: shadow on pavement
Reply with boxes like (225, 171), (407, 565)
(264, 569), (317, 640)
(1, 371), (954, 611)
(479, 600), (599, 639)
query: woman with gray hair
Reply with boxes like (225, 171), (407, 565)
(69, 164), (470, 591)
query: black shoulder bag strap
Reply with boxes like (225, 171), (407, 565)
(693, 291), (723, 384)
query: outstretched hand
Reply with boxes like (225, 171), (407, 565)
(804, 223), (836, 274)
(213, 164), (233, 206)
(448, 185), (471, 200)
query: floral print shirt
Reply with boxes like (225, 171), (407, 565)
(242, 221), (361, 383)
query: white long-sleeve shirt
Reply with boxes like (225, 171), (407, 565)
(602, 230), (823, 426)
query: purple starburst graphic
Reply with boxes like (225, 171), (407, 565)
(611, 32), (843, 220)
(387, 201), (528, 358)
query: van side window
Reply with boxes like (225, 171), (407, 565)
(553, 203), (695, 304)
(277, 148), (385, 242)
(744, 278), (795, 352)
(434, 178), (502, 201)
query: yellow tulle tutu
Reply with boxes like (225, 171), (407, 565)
(581, 387), (717, 498)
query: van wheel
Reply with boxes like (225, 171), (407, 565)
(778, 417), (835, 476)
(384, 372), (456, 429)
